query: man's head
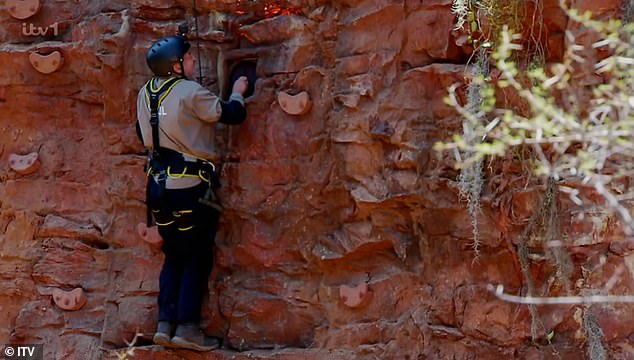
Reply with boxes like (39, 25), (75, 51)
(146, 35), (193, 78)
(174, 52), (196, 79)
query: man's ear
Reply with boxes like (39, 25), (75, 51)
(172, 62), (182, 75)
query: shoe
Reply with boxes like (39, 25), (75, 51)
(153, 321), (173, 347)
(171, 323), (220, 351)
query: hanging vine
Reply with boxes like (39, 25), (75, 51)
(458, 48), (489, 259)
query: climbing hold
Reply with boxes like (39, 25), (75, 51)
(137, 222), (163, 245)
(339, 282), (369, 308)
(52, 288), (87, 311)
(277, 90), (312, 116)
(9, 152), (40, 175)
(6, 0), (41, 20)
(29, 51), (64, 74)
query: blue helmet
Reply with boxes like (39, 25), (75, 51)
(146, 35), (191, 76)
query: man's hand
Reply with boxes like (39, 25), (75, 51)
(232, 76), (249, 95)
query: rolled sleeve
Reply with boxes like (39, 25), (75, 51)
(229, 92), (245, 106)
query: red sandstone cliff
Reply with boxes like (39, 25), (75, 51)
(0, 0), (633, 359)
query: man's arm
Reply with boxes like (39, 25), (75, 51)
(189, 86), (223, 123)
(136, 89), (147, 144)
(219, 93), (246, 125)
(136, 121), (143, 143)
(219, 76), (249, 125)
(189, 76), (249, 125)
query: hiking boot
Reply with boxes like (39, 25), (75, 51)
(171, 323), (220, 351)
(153, 321), (173, 347)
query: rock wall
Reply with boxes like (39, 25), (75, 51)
(1, 0), (633, 359)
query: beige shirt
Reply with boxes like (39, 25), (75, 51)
(137, 77), (223, 163)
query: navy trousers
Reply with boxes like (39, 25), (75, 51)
(149, 181), (220, 323)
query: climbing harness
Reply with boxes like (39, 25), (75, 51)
(143, 76), (222, 230)
(143, 76), (181, 226)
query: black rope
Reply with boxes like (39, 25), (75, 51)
(193, 0), (204, 84)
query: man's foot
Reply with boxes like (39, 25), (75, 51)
(153, 321), (173, 347)
(171, 323), (220, 351)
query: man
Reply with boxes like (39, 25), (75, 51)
(136, 34), (248, 351)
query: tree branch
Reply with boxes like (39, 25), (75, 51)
(488, 284), (634, 304)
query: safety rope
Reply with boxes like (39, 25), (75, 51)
(193, 0), (204, 84)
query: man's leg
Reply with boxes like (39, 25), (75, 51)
(148, 175), (185, 347)
(154, 226), (185, 346)
(176, 230), (215, 322)
(171, 205), (221, 351)
(158, 228), (185, 322)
